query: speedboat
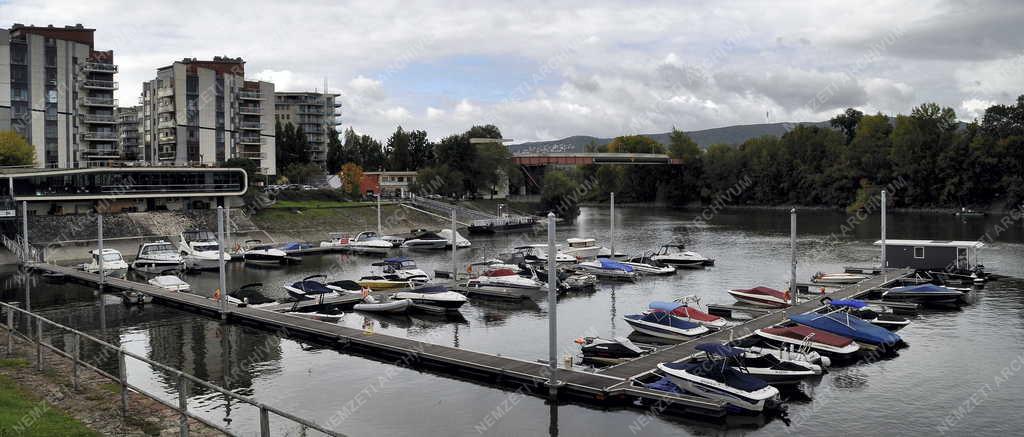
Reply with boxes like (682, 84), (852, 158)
(651, 299), (728, 330)
(178, 230), (231, 270)
(467, 268), (544, 289)
(562, 237), (604, 259)
(726, 286), (791, 308)
(754, 325), (861, 360)
(81, 249), (129, 278)
(467, 259), (523, 276)
(623, 312), (710, 341)
(436, 229), (471, 248)
(284, 275), (341, 301)
(728, 338), (832, 368)
(400, 230), (448, 250)
(790, 311), (904, 350)
(683, 343), (822, 386)
(354, 294), (413, 314)
(285, 310), (343, 323)
(512, 245), (577, 264)
(619, 252), (676, 275)
(130, 241), (183, 274)
(658, 345), (780, 412)
(370, 257), (430, 283)
(392, 284), (467, 310)
(357, 275), (413, 289)
(823, 298), (911, 331)
(882, 284), (966, 306)
(574, 259), (638, 281)
(147, 274), (191, 292)
(240, 240), (289, 265)
(227, 283), (278, 308)
(811, 272), (869, 284)
(651, 244), (714, 268)
(321, 231), (394, 253)
(576, 336), (652, 365)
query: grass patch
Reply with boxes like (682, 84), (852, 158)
(97, 383), (121, 394)
(0, 375), (100, 436)
(270, 200), (376, 209)
(0, 358), (30, 368)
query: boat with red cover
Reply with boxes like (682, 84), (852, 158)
(727, 286), (791, 308)
(649, 300), (728, 329)
(754, 325), (861, 359)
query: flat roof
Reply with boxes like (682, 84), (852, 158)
(0, 167), (243, 177)
(874, 239), (984, 248)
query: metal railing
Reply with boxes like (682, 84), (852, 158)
(82, 114), (117, 124)
(236, 151), (267, 160)
(0, 301), (343, 437)
(238, 106), (262, 115)
(238, 91), (263, 100)
(0, 234), (41, 262)
(157, 87), (174, 98)
(81, 62), (118, 73)
(238, 121), (263, 130)
(82, 80), (118, 90)
(81, 97), (117, 107)
(238, 136), (264, 145)
(82, 131), (118, 141)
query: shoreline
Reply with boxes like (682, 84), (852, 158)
(576, 201), (992, 215)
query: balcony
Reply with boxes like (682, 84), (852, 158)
(157, 150), (177, 160)
(157, 87), (174, 98)
(82, 131), (118, 141)
(81, 62), (118, 73)
(238, 135), (263, 145)
(81, 97), (117, 107)
(81, 114), (117, 124)
(239, 90), (263, 100)
(81, 80), (118, 90)
(238, 106), (262, 115)
(157, 119), (176, 129)
(236, 151), (267, 160)
(239, 121), (263, 130)
(80, 148), (122, 158)
(158, 132), (177, 143)
(157, 103), (175, 113)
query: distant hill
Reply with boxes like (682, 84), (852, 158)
(509, 121), (833, 154)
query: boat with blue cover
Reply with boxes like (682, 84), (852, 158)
(575, 258), (638, 281)
(882, 283), (966, 306)
(790, 311), (904, 350)
(658, 344), (780, 412)
(681, 343), (822, 386)
(650, 300), (727, 329)
(623, 311), (710, 341)
(823, 298), (911, 331)
(284, 275), (341, 300)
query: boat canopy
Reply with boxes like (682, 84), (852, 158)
(412, 284), (449, 294)
(649, 301), (685, 313)
(383, 257), (412, 263)
(643, 377), (683, 394)
(887, 284), (953, 294)
(632, 312), (700, 329)
(599, 258), (633, 272)
(291, 280), (331, 294)
(613, 336), (645, 354)
(278, 242), (303, 251)
(695, 343), (744, 358)
(484, 268), (517, 277)
(661, 362), (769, 391)
(829, 299), (867, 309)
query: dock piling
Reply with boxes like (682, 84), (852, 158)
(881, 189), (887, 280)
(35, 317), (42, 371)
(177, 373), (189, 437)
(546, 211), (558, 396)
(72, 332), (80, 390)
(259, 406), (271, 436)
(376, 193), (382, 236)
(610, 192), (615, 259)
(21, 201), (28, 261)
(790, 208), (797, 305)
(451, 208), (457, 279)
(98, 214), (104, 294)
(118, 348), (128, 417)
(217, 207), (227, 318)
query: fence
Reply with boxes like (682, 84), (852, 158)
(0, 301), (343, 437)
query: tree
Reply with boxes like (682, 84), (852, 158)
(830, 108), (864, 144)
(325, 127), (344, 174)
(408, 129), (433, 169)
(606, 135), (665, 154)
(385, 126), (413, 171)
(221, 158), (260, 185)
(540, 169), (582, 223)
(667, 128), (700, 161)
(0, 131), (35, 166)
(340, 162), (364, 198)
(282, 162), (321, 185)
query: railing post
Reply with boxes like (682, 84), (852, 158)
(259, 406), (271, 437)
(72, 333), (80, 390)
(35, 316), (42, 371)
(118, 348), (128, 417)
(177, 373), (189, 437)
(5, 310), (12, 357)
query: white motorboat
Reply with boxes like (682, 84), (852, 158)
(623, 312), (710, 341)
(562, 237), (604, 259)
(354, 295), (413, 314)
(682, 345), (823, 385)
(226, 283), (278, 308)
(467, 259), (523, 276)
(178, 230), (231, 270)
(651, 244), (715, 268)
(437, 229), (472, 248)
(284, 275), (341, 301)
(512, 245), (577, 264)
(392, 284), (467, 310)
(467, 268), (544, 290)
(573, 259), (638, 281)
(658, 344), (780, 412)
(321, 231), (394, 251)
(130, 241), (183, 274)
(620, 252), (676, 275)
(81, 249), (129, 278)
(811, 272), (869, 284)
(147, 274), (191, 292)
(654, 298), (729, 330)
(369, 257), (430, 284)
(400, 231), (448, 250)
(239, 240), (289, 265)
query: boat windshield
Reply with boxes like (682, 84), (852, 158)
(141, 243), (176, 255)
(194, 243), (219, 252)
(183, 230), (216, 241)
(400, 260), (417, 269)
(100, 253), (122, 262)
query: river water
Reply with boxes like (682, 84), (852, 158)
(3, 207), (1024, 436)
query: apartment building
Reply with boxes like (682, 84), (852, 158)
(274, 92), (341, 166)
(139, 57), (277, 174)
(115, 106), (140, 161)
(0, 24), (120, 168)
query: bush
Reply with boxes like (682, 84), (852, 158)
(273, 188), (352, 202)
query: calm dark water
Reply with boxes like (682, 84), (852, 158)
(4, 207), (1024, 436)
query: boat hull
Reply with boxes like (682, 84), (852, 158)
(392, 291), (467, 309)
(354, 299), (412, 313)
(726, 289), (789, 308)
(659, 364), (778, 412)
(130, 259), (183, 275)
(623, 316), (708, 341)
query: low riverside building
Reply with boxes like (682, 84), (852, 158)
(0, 166), (246, 216)
(359, 171), (417, 198)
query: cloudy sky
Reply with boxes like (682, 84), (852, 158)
(3, 0), (1023, 142)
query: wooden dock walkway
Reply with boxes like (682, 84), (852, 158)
(598, 269), (912, 380)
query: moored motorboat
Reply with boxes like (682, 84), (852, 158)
(370, 258), (430, 284)
(392, 284), (467, 310)
(619, 252), (676, 275)
(81, 249), (129, 278)
(573, 259), (638, 282)
(683, 343), (822, 386)
(400, 230), (448, 250)
(823, 298), (911, 331)
(658, 349), (780, 412)
(357, 275), (413, 289)
(790, 311), (904, 350)
(882, 283), (966, 306)
(353, 295), (413, 314)
(240, 239), (289, 265)
(147, 274), (191, 292)
(754, 325), (861, 360)
(562, 237), (605, 259)
(811, 272), (869, 284)
(284, 275), (341, 301)
(227, 283), (277, 308)
(467, 268), (544, 290)
(726, 286), (791, 308)
(437, 229), (472, 248)
(178, 230), (232, 270)
(651, 244), (715, 268)
(651, 299), (728, 330)
(511, 245), (577, 264)
(576, 336), (652, 365)
(623, 311), (710, 341)
(130, 241), (183, 274)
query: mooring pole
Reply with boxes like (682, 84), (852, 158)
(546, 211), (558, 396)
(225, 206), (231, 253)
(217, 207), (227, 318)
(98, 214), (104, 294)
(21, 201), (28, 261)
(450, 208), (457, 280)
(881, 189), (887, 279)
(790, 208), (797, 306)
(609, 192), (615, 259)
(376, 193), (382, 236)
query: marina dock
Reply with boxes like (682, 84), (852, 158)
(23, 262), (914, 418)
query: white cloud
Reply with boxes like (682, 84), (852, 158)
(380, 106), (411, 121)
(961, 98), (995, 120)
(426, 107), (446, 119)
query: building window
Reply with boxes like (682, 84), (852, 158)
(913, 247), (924, 259)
